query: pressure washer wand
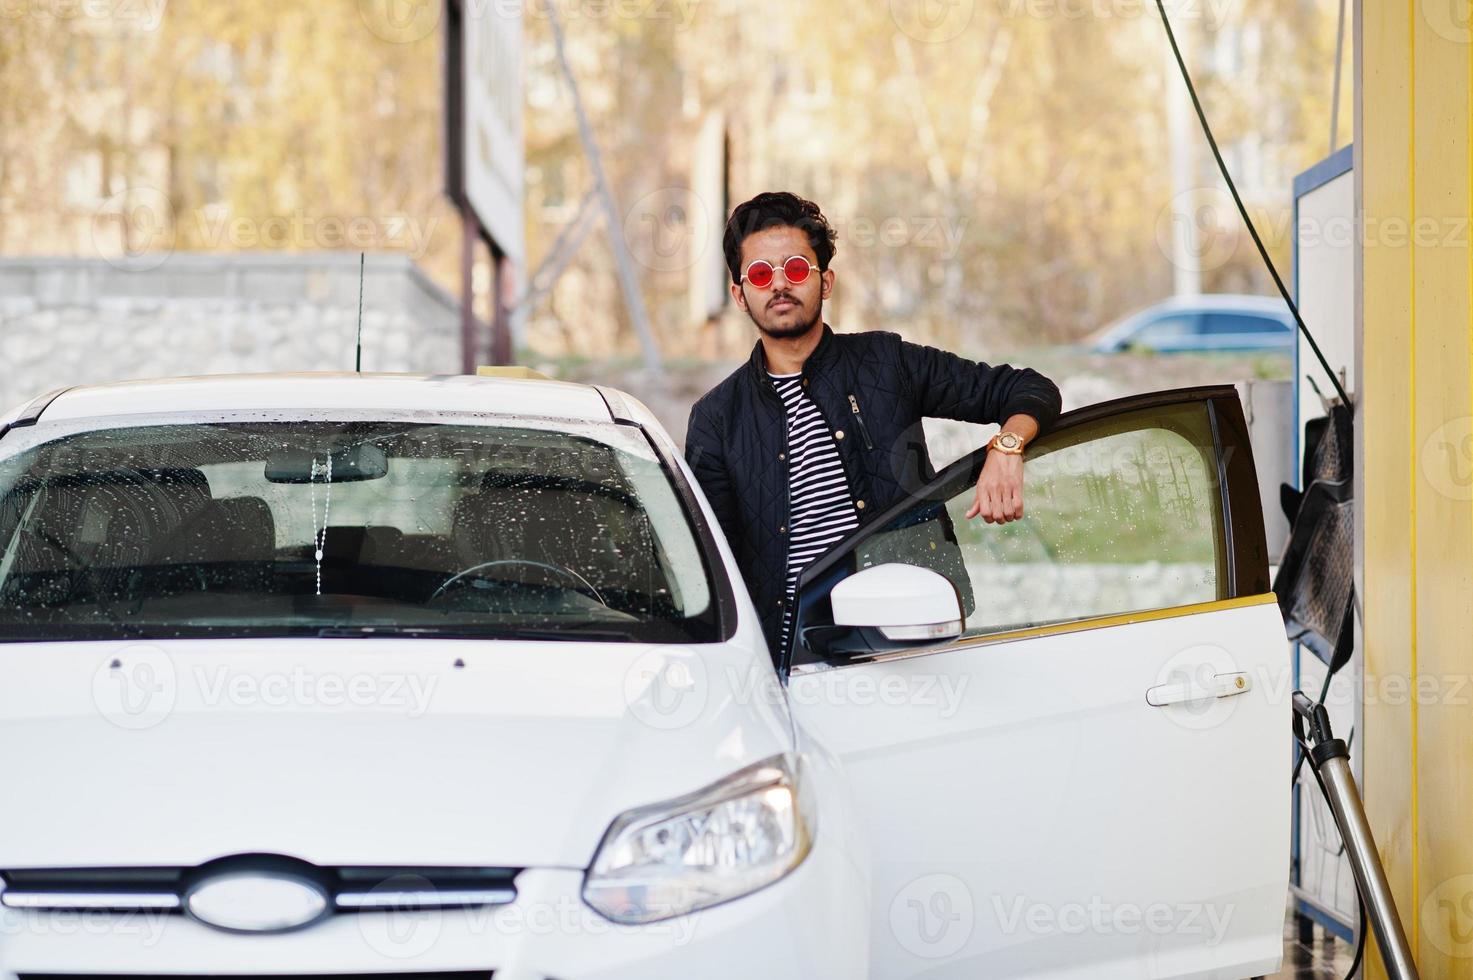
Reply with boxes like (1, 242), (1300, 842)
(1292, 691), (1419, 979)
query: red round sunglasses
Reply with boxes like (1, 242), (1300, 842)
(740, 255), (820, 290)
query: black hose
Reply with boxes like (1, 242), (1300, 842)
(1152, 0), (1353, 408)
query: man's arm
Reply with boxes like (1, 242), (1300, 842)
(896, 337), (1062, 433)
(683, 403), (739, 546)
(896, 338), (1062, 525)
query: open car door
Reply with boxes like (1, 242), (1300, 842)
(785, 385), (1289, 980)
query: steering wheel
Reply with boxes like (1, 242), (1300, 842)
(427, 558), (608, 608)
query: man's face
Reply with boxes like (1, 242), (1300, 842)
(730, 225), (834, 340)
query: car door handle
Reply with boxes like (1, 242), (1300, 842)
(1146, 671), (1251, 707)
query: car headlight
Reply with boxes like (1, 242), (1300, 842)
(582, 754), (814, 923)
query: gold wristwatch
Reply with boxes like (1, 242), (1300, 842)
(988, 431), (1026, 455)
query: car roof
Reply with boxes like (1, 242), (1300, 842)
(1088, 292), (1294, 345)
(32, 372), (619, 425)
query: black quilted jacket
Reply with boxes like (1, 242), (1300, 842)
(684, 323), (1062, 655)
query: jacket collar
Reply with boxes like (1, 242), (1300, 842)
(746, 322), (837, 390)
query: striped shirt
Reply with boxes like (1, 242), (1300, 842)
(769, 371), (861, 651)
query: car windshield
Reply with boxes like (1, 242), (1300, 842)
(0, 415), (718, 643)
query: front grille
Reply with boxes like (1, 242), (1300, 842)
(1, 857), (519, 915)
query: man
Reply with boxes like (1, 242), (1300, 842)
(684, 191), (1062, 659)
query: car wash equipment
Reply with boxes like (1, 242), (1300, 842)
(1293, 691), (1419, 980)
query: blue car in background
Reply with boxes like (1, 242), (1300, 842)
(1091, 294), (1296, 354)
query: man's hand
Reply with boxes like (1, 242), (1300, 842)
(965, 450), (1024, 523)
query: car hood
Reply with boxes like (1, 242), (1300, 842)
(0, 637), (792, 870)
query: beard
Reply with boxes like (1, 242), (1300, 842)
(747, 292), (823, 340)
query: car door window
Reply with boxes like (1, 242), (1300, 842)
(790, 387), (1268, 669)
(854, 401), (1224, 638)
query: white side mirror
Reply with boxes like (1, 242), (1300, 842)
(830, 563), (964, 644)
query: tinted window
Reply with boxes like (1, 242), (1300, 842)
(1128, 314), (1200, 346)
(1200, 313), (1291, 336)
(0, 420), (716, 643)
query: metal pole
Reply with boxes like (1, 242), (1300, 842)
(543, 0), (663, 375)
(1314, 749), (1419, 979)
(1294, 693), (1419, 979)
(460, 205), (480, 374)
(1330, 0), (1347, 152)
(490, 243), (513, 366)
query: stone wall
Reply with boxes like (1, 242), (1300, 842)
(0, 253), (460, 413)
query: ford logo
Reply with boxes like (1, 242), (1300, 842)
(184, 872), (330, 934)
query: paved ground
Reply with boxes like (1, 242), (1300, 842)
(1270, 909), (1357, 978)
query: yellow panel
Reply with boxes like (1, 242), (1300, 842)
(1363, 1), (1473, 975)
(1360, 0), (1418, 973)
(1411, 2), (1473, 975)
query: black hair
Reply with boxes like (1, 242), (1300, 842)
(722, 191), (837, 285)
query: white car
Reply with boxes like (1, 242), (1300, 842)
(0, 372), (1289, 979)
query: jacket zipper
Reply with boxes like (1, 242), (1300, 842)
(771, 379), (792, 631)
(847, 393), (875, 450)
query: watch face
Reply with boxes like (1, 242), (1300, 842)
(997, 432), (1020, 450)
